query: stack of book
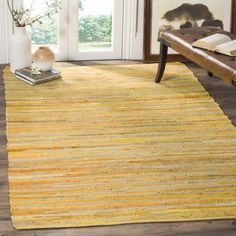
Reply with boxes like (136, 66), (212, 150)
(15, 67), (61, 85)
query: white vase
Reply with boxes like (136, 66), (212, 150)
(10, 27), (32, 73)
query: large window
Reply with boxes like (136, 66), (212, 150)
(20, 0), (124, 60)
(23, 0), (59, 53)
(78, 0), (113, 51)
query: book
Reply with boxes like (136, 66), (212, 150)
(192, 33), (236, 57)
(15, 67), (61, 85)
(15, 74), (61, 85)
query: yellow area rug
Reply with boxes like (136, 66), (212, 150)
(4, 63), (236, 229)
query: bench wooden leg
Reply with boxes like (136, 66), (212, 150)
(155, 40), (168, 83)
(207, 71), (213, 77)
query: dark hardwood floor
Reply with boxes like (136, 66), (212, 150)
(0, 62), (236, 236)
(185, 63), (236, 127)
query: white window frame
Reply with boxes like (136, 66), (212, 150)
(0, 0), (11, 64)
(122, 0), (144, 60)
(68, 0), (124, 61)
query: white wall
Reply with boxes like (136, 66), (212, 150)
(0, 1), (9, 64)
(133, 0), (144, 60)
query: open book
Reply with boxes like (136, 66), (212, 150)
(192, 33), (236, 57)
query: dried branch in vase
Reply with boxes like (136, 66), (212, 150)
(7, 0), (61, 27)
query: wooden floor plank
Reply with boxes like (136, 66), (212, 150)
(185, 62), (236, 126)
(0, 62), (236, 235)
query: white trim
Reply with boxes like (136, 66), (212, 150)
(122, 0), (144, 60)
(7, 1), (14, 63)
(134, 0), (144, 60)
(57, 0), (69, 61)
(0, 1), (11, 64)
(0, 1), (6, 64)
(68, 0), (79, 60)
(122, 0), (136, 60)
(69, 0), (124, 60)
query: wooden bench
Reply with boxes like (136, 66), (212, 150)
(155, 27), (236, 86)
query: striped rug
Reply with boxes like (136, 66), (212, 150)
(4, 63), (236, 229)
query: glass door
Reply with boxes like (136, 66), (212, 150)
(69, 0), (124, 60)
(15, 0), (124, 61)
(22, 0), (68, 61)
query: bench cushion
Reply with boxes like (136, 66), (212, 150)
(161, 27), (236, 85)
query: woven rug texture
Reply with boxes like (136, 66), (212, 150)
(3, 63), (236, 229)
